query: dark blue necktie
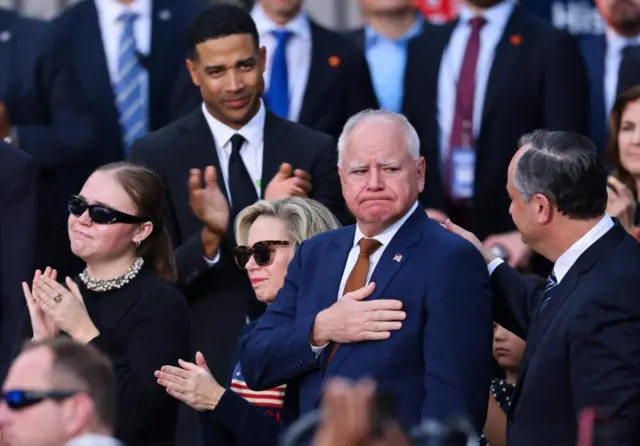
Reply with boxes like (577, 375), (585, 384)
(539, 271), (558, 314)
(265, 30), (292, 119)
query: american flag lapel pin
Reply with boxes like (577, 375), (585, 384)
(393, 253), (402, 263)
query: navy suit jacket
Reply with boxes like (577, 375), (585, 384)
(200, 321), (297, 446)
(492, 223), (640, 446)
(46, 0), (202, 164)
(0, 141), (37, 383)
(239, 207), (494, 432)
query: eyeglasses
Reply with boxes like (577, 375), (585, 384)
(1, 389), (79, 411)
(68, 194), (149, 225)
(232, 240), (290, 269)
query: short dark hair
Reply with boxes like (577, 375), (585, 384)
(186, 4), (260, 61)
(24, 338), (117, 431)
(514, 130), (608, 220)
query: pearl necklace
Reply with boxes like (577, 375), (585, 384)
(80, 257), (144, 292)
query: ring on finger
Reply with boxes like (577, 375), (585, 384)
(53, 294), (62, 304)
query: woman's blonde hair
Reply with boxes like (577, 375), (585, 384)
(234, 197), (341, 247)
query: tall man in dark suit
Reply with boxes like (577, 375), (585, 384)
(129, 1), (346, 387)
(240, 109), (494, 433)
(130, 7), (345, 444)
(443, 130), (640, 446)
(0, 8), (96, 279)
(343, 0), (428, 114)
(581, 0), (640, 153)
(404, 0), (589, 272)
(252, 0), (378, 138)
(0, 141), (37, 383)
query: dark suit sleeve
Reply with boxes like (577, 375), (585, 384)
(569, 290), (640, 445)
(542, 30), (589, 133)
(240, 241), (321, 390)
(423, 242), (493, 433)
(340, 46), (379, 121)
(309, 135), (351, 225)
(201, 390), (281, 446)
(490, 262), (543, 340)
(129, 138), (216, 293)
(90, 289), (190, 439)
(0, 147), (37, 381)
(12, 20), (96, 170)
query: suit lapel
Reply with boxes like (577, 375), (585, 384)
(74, 1), (120, 126)
(509, 223), (627, 414)
(179, 108), (229, 202)
(480, 7), (527, 127)
(323, 208), (428, 380)
(148, 0), (175, 126)
(298, 22), (340, 125)
(261, 112), (291, 197)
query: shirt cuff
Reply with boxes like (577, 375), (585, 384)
(203, 250), (221, 268)
(487, 257), (504, 275)
(310, 342), (328, 359)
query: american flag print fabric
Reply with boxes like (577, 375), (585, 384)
(230, 362), (287, 422)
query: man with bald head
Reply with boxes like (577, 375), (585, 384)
(0, 338), (119, 446)
(240, 109), (494, 432)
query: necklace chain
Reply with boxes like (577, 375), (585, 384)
(79, 257), (144, 292)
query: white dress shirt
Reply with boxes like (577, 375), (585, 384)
(65, 434), (122, 446)
(94, 0), (151, 118)
(437, 0), (516, 164)
(311, 201), (419, 354)
(604, 27), (640, 118)
(487, 216), (615, 283)
(200, 101), (267, 267)
(251, 3), (311, 123)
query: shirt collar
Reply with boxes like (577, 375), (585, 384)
(201, 101), (266, 150)
(458, 0), (515, 30)
(553, 215), (615, 282)
(364, 13), (424, 47)
(94, 0), (152, 24)
(605, 25), (640, 55)
(251, 2), (311, 41)
(352, 201), (419, 249)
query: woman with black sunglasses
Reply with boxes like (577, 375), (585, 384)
(155, 196), (340, 446)
(20, 162), (190, 446)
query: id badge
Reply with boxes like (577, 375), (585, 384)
(450, 146), (476, 200)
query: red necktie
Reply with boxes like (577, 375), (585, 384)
(443, 16), (487, 198)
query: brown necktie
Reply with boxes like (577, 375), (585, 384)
(325, 238), (383, 370)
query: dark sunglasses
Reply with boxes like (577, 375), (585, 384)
(68, 194), (149, 225)
(1, 389), (79, 410)
(232, 240), (290, 269)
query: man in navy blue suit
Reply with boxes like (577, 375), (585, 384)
(443, 130), (640, 445)
(240, 109), (494, 432)
(0, 141), (37, 384)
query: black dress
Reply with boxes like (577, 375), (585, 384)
(81, 267), (190, 446)
(479, 378), (516, 446)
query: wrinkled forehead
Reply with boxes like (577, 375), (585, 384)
(3, 348), (52, 390)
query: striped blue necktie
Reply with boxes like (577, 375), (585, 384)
(265, 30), (292, 119)
(539, 271), (558, 314)
(114, 11), (147, 154)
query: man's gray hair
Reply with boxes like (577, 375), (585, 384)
(337, 109), (421, 166)
(512, 129), (607, 219)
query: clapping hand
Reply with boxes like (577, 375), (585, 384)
(188, 166), (229, 236)
(264, 163), (312, 200)
(31, 273), (99, 344)
(22, 267), (60, 341)
(606, 176), (637, 234)
(155, 351), (225, 412)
